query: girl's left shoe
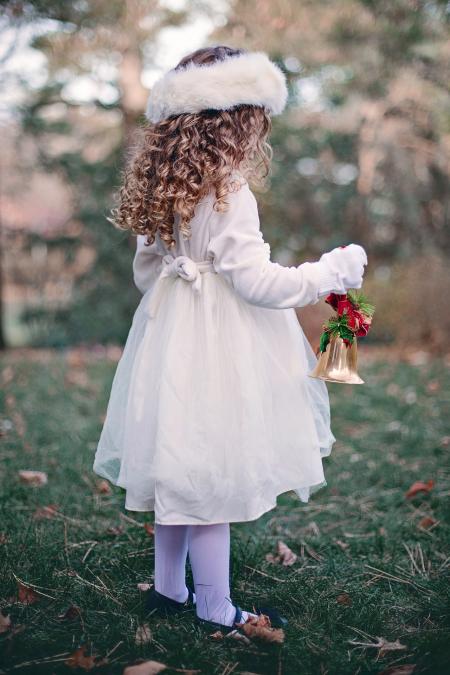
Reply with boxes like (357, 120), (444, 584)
(145, 583), (196, 616)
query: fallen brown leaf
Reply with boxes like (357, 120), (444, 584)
(96, 480), (112, 495)
(335, 539), (349, 550)
(18, 470), (48, 487)
(0, 613), (11, 634)
(124, 661), (168, 675)
(144, 523), (155, 536)
(33, 504), (59, 520)
(405, 480), (434, 499)
(135, 623), (152, 646)
(240, 613), (285, 644)
(137, 583), (151, 592)
(336, 592), (352, 606)
(58, 605), (82, 621)
(65, 646), (105, 671)
(265, 540), (297, 566)
(379, 638), (408, 658)
(418, 516), (437, 530)
(426, 380), (440, 393)
(106, 526), (124, 536)
(17, 581), (42, 605)
(349, 636), (407, 658)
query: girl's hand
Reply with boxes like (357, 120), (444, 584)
(318, 243), (368, 291)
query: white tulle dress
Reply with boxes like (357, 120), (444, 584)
(93, 172), (339, 525)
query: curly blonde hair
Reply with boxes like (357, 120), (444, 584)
(112, 45), (273, 249)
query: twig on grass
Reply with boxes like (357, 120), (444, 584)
(68, 570), (122, 606)
(244, 565), (287, 583)
(364, 564), (433, 595)
(7, 651), (71, 670)
(81, 541), (98, 563)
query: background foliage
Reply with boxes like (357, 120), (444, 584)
(0, 0), (449, 350)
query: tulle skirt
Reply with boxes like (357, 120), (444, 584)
(93, 271), (336, 525)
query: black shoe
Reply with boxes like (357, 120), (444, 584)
(145, 583), (196, 616)
(196, 604), (245, 634)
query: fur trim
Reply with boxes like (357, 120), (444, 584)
(145, 51), (288, 123)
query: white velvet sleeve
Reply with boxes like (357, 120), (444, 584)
(207, 182), (342, 309)
(132, 235), (163, 295)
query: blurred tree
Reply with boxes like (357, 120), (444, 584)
(213, 0), (450, 263)
(0, 0), (193, 345)
(1, 0), (449, 349)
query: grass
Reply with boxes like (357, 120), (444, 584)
(0, 347), (449, 674)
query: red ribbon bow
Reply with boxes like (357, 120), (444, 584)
(325, 292), (372, 338)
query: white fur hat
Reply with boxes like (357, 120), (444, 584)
(145, 50), (288, 124)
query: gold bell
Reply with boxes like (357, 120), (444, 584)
(308, 334), (364, 384)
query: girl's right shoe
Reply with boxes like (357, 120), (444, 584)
(196, 604), (245, 634)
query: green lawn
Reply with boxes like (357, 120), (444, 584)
(0, 348), (449, 674)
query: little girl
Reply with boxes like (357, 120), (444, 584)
(93, 45), (367, 633)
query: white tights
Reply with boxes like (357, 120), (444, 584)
(154, 522), (257, 626)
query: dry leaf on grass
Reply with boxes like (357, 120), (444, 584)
(418, 516), (437, 530)
(124, 661), (167, 675)
(405, 480), (434, 499)
(144, 523), (155, 536)
(65, 646), (106, 671)
(0, 613), (11, 634)
(349, 636), (407, 658)
(335, 539), (349, 550)
(33, 504), (59, 520)
(0, 533), (8, 544)
(95, 480), (112, 495)
(240, 613), (285, 644)
(106, 526), (124, 536)
(426, 380), (440, 393)
(135, 623), (152, 645)
(137, 583), (151, 592)
(18, 470), (48, 487)
(17, 581), (42, 605)
(336, 593), (352, 606)
(265, 540), (297, 566)
(58, 605), (82, 622)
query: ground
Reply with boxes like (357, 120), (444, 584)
(0, 347), (449, 674)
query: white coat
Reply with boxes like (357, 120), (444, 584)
(93, 172), (350, 525)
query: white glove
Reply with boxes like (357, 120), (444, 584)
(317, 243), (368, 295)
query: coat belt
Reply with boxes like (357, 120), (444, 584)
(144, 254), (216, 318)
